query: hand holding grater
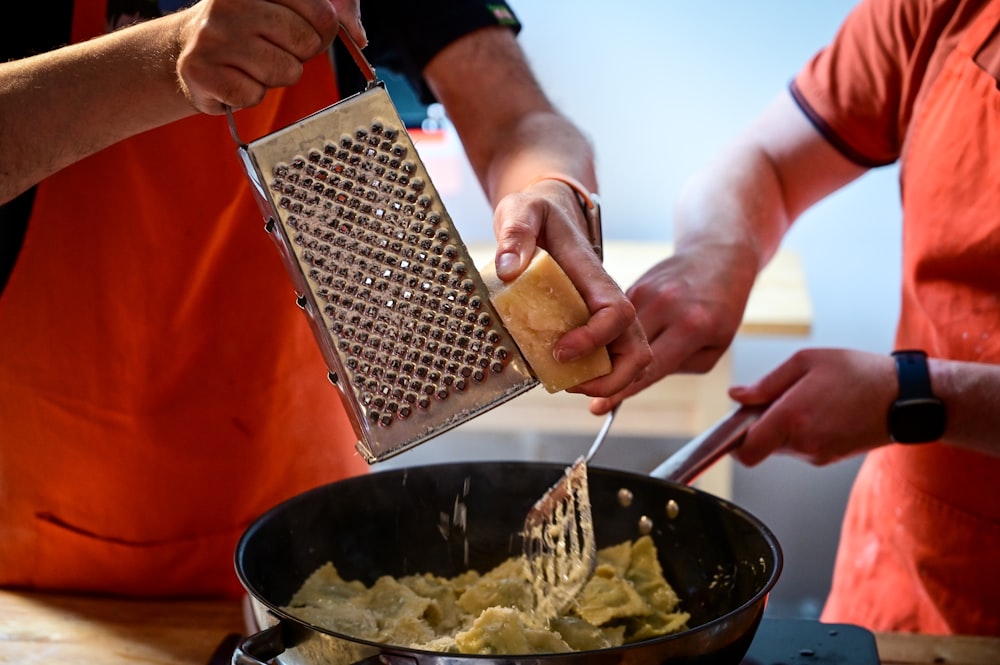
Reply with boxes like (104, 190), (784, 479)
(226, 29), (545, 463)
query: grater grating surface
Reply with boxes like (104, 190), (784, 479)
(231, 82), (538, 463)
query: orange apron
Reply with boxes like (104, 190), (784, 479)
(820, 2), (1000, 635)
(0, 0), (368, 598)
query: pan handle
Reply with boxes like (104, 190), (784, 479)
(649, 404), (766, 485)
(233, 620), (419, 665)
(233, 623), (285, 665)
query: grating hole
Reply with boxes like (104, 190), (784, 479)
(267, 119), (514, 429)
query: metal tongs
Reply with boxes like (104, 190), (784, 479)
(522, 403), (765, 621)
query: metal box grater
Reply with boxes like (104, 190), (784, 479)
(227, 43), (538, 463)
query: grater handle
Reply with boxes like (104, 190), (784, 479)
(337, 24), (377, 85)
(225, 23), (378, 148)
(225, 106), (245, 147)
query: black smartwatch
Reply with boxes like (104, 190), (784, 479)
(888, 350), (946, 444)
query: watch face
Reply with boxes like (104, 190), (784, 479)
(889, 398), (947, 444)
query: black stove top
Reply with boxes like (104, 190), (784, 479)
(742, 618), (879, 664)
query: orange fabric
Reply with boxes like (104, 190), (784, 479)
(0, 1), (368, 598)
(797, 0), (1000, 635)
(793, 0), (984, 167)
(71, 0), (105, 42)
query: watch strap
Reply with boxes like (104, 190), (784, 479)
(892, 349), (934, 400)
(889, 349), (946, 444)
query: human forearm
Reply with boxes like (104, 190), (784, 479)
(425, 27), (603, 278)
(436, 52), (600, 266)
(424, 28), (596, 204)
(728, 350), (1000, 466)
(0, 12), (194, 205)
(0, 0), (364, 207)
(647, 100), (833, 383)
(424, 26), (649, 398)
(591, 92), (870, 412)
(602, 142), (788, 388)
(478, 108), (600, 261)
(673, 143), (789, 275)
(676, 90), (869, 269)
(931, 358), (1000, 458)
(477, 109), (597, 206)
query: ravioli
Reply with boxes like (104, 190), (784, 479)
(456, 557), (534, 615)
(455, 606), (571, 655)
(575, 563), (649, 626)
(284, 535), (689, 655)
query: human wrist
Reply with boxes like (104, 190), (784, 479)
(888, 350), (947, 444)
(526, 173), (602, 258)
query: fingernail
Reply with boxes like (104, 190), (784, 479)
(496, 251), (519, 279)
(554, 345), (582, 363)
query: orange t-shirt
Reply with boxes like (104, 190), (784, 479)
(792, 0), (1000, 635)
(0, 3), (368, 597)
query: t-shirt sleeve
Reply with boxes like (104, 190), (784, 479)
(790, 0), (930, 167)
(334, 0), (523, 104)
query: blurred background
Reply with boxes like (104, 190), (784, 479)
(380, 2), (903, 621)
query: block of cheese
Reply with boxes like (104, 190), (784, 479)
(480, 247), (612, 393)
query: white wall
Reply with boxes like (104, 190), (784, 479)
(413, 2), (907, 618)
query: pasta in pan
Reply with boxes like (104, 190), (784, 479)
(285, 535), (690, 655)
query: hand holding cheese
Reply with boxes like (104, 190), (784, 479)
(480, 247), (612, 393)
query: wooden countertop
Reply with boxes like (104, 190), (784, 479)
(1, 590), (997, 665)
(0, 591), (244, 664)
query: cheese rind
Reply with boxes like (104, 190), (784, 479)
(480, 248), (612, 393)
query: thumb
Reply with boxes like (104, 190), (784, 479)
(492, 202), (540, 282)
(729, 383), (767, 404)
(729, 376), (782, 406)
(729, 357), (805, 406)
(493, 244), (535, 283)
